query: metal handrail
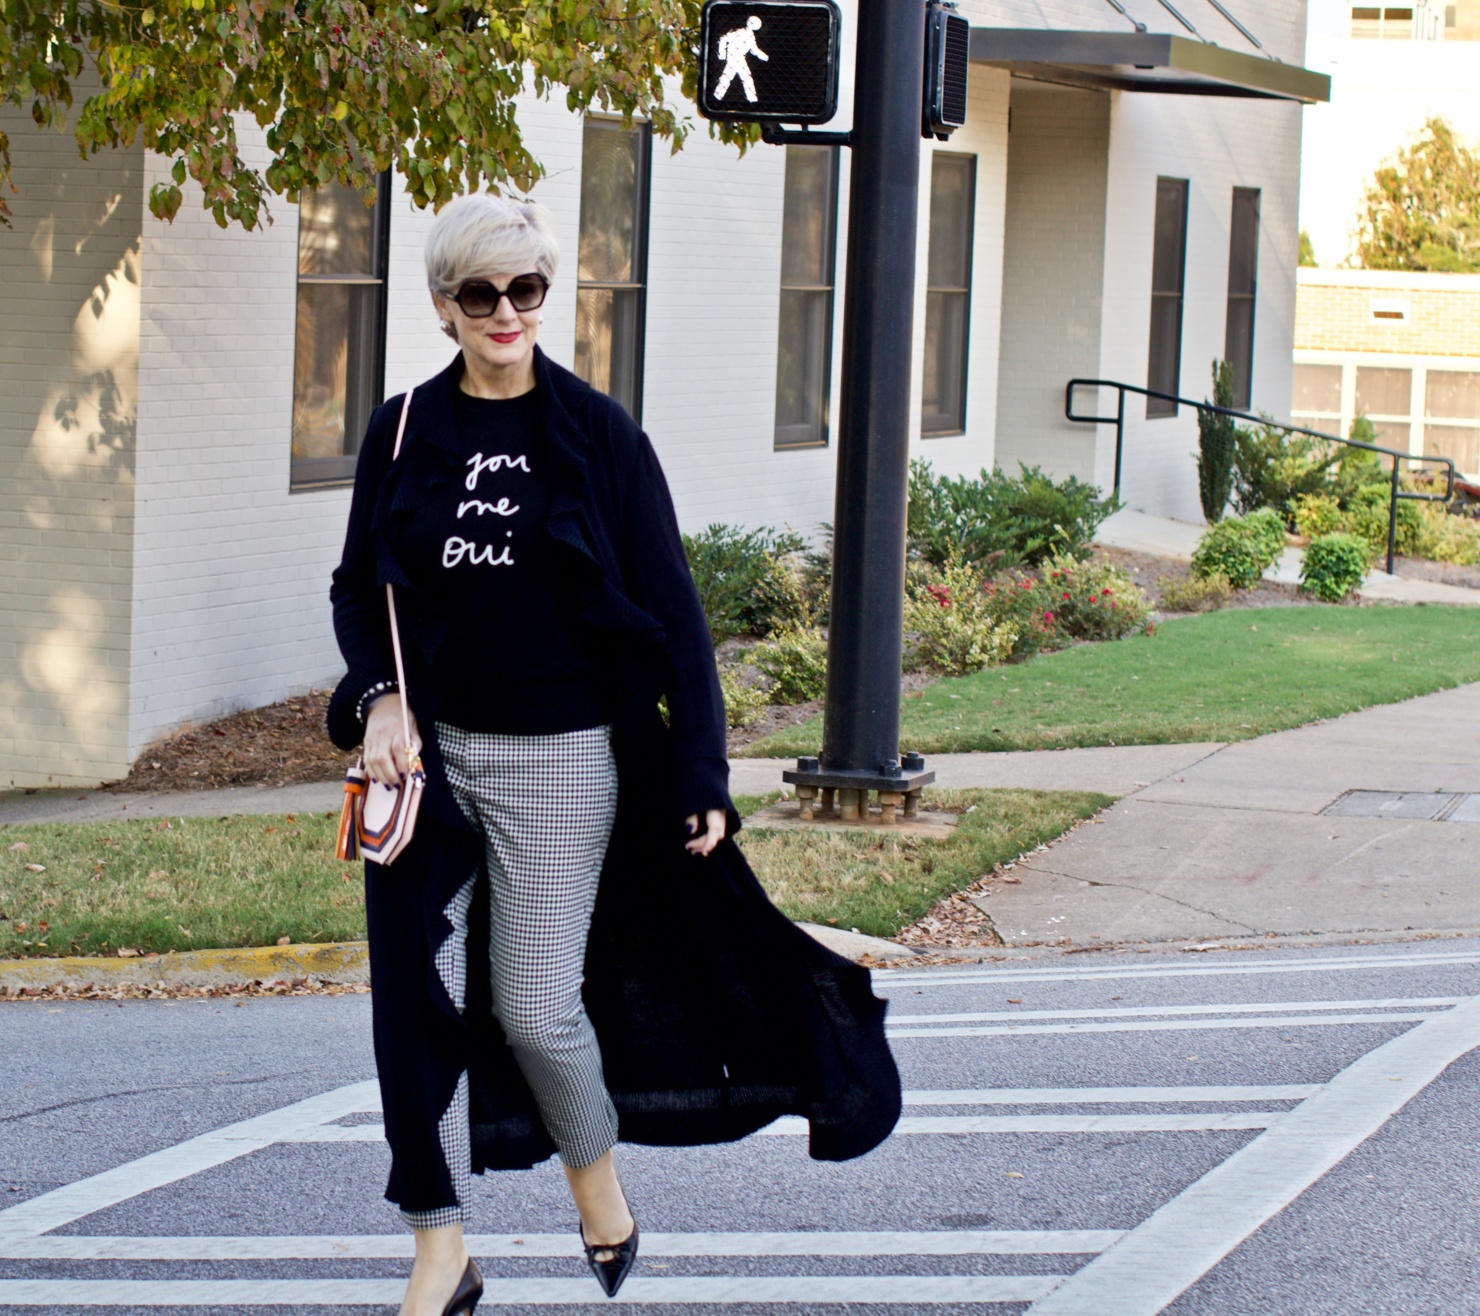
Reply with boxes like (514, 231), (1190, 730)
(1065, 377), (1457, 575)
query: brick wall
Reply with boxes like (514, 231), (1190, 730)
(1294, 270), (1480, 356)
(0, 102), (141, 787)
(1098, 91), (1304, 521)
(993, 80), (1110, 484)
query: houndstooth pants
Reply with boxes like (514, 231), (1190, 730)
(400, 723), (620, 1230)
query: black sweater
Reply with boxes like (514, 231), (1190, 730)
(396, 387), (611, 735)
(327, 349), (731, 825)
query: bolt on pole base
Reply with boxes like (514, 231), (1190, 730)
(783, 754), (935, 826)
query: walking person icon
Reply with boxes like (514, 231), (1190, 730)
(713, 16), (768, 103)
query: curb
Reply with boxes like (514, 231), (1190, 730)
(0, 925), (921, 991)
(0, 941), (369, 991)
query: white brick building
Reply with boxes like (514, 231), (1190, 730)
(0, 0), (1325, 787)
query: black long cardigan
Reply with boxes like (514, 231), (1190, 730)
(327, 349), (900, 1215)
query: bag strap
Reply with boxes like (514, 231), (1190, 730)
(386, 388), (416, 760)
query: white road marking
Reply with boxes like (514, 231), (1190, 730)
(887, 996), (1457, 1025)
(1025, 993), (1480, 1314)
(0, 1081), (378, 1246)
(880, 948), (1480, 989)
(756, 1113), (1279, 1135)
(1, 1228), (1124, 1260)
(0, 1275), (1061, 1305)
(295, 1112), (1281, 1143)
(889, 1011), (1437, 1038)
(903, 1085), (1321, 1105)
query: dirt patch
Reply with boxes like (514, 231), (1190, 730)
(1390, 555), (1480, 591)
(99, 691), (353, 794)
(1094, 545), (1319, 613)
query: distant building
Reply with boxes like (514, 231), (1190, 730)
(1299, 0), (1480, 271)
(1293, 269), (1480, 475)
(0, 0), (1325, 787)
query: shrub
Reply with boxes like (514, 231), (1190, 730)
(682, 524), (808, 643)
(1412, 503), (1480, 565)
(1290, 492), (1343, 539)
(752, 627), (828, 704)
(718, 666), (770, 729)
(1196, 359), (1237, 523)
(903, 559), (1024, 675)
(1191, 514), (1282, 590)
(1301, 533), (1371, 602)
(1034, 555), (1151, 642)
(1243, 507), (1289, 564)
(908, 461), (1119, 569)
(1157, 572), (1232, 613)
(1232, 419), (1340, 519)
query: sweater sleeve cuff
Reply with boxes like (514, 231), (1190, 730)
(677, 755), (732, 820)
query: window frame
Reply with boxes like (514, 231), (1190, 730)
(1223, 187), (1260, 411)
(1147, 176), (1189, 419)
(289, 173), (391, 492)
(774, 143), (840, 450)
(920, 150), (977, 439)
(574, 117), (653, 424)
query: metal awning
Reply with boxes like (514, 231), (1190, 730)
(969, 30), (1331, 104)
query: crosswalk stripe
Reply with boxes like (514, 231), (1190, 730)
(886, 997), (1458, 1025)
(0, 1229), (1125, 1260)
(0, 1275), (1063, 1305)
(880, 949), (1480, 988)
(291, 1112), (1280, 1143)
(902, 1085), (1321, 1104)
(888, 1011), (1438, 1038)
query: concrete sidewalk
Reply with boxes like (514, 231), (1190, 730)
(8, 684), (1480, 957)
(981, 681), (1480, 949)
(1096, 507), (1480, 606)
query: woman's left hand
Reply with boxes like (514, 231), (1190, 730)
(684, 809), (727, 857)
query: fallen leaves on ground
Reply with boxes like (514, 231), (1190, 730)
(1, 977), (369, 1002)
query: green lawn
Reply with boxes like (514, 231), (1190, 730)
(734, 788), (1111, 938)
(1, 811), (360, 960)
(743, 605), (1480, 757)
(1, 788), (1111, 956)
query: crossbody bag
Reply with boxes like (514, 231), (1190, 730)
(335, 388), (425, 865)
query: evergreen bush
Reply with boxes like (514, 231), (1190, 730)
(682, 525), (808, 643)
(907, 461), (1119, 569)
(1190, 514), (1283, 590)
(1301, 533), (1371, 602)
(1196, 359), (1237, 523)
(752, 627), (829, 704)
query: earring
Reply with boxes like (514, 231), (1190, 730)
(440, 321), (452, 332)
(538, 314), (545, 323)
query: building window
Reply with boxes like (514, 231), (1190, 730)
(575, 118), (651, 421)
(1355, 365), (1413, 448)
(1350, 6), (1414, 37)
(1291, 363), (1343, 431)
(775, 145), (839, 449)
(290, 177), (390, 489)
(921, 152), (976, 437)
(1425, 368), (1480, 474)
(1224, 188), (1260, 410)
(1147, 176), (1189, 418)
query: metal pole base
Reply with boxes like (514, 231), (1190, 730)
(783, 754), (934, 826)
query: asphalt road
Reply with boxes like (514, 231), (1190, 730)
(6, 939), (1480, 1314)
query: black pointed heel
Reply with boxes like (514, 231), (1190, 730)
(580, 1218), (639, 1298)
(440, 1256), (483, 1316)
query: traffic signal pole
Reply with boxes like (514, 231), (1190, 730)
(783, 0), (936, 820)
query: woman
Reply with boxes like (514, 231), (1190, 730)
(328, 194), (899, 1316)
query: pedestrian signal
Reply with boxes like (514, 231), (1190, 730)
(698, 0), (842, 126)
(923, 0), (969, 139)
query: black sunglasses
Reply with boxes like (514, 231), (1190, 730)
(452, 274), (549, 317)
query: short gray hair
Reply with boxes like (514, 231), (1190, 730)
(425, 194), (560, 293)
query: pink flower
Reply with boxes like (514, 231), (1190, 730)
(1062, 592), (1070, 601)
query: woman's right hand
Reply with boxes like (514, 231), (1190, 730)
(364, 693), (421, 784)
